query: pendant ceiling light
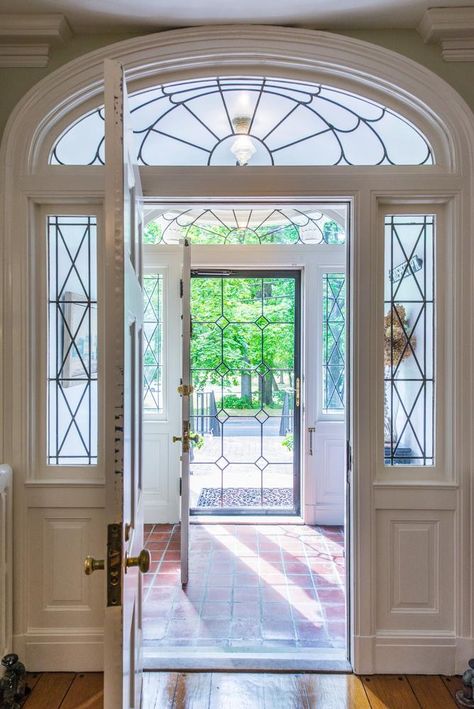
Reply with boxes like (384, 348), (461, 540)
(230, 115), (257, 166)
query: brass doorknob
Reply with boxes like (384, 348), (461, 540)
(172, 435), (182, 443)
(125, 549), (150, 574)
(84, 556), (105, 575)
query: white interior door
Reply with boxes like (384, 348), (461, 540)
(103, 59), (146, 709)
(179, 238), (191, 586)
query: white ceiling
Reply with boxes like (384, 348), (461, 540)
(2, 0), (474, 33)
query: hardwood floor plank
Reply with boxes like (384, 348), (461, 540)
(173, 672), (212, 708)
(209, 673), (265, 709)
(442, 674), (464, 700)
(263, 673), (370, 709)
(23, 672), (75, 709)
(26, 673), (42, 691)
(407, 675), (456, 708)
(142, 672), (179, 708)
(60, 672), (104, 708)
(361, 675), (419, 709)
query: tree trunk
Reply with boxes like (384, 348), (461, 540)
(241, 372), (252, 400)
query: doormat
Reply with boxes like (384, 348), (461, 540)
(196, 487), (294, 508)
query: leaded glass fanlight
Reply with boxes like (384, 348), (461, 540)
(50, 76), (433, 167)
(143, 205), (347, 245)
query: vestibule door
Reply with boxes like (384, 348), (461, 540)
(102, 59), (146, 709)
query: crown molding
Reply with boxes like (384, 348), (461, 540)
(0, 14), (72, 67)
(418, 7), (474, 62)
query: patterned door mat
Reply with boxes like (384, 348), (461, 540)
(196, 487), (294, 508)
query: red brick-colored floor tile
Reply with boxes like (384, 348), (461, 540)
(143, 522), (346, 652)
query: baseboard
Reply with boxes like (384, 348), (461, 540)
(372, 632), (456, 674)
(14, 629), (103, 672)
(455, 637), (474, 674)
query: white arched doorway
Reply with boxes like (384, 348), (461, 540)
(1, 26), (473, 703)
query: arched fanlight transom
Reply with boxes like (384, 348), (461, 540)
(144, 205), (347, 245)
(50, 76), (433, 167)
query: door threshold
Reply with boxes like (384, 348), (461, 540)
(190, 515), (305, 525)
(143, 646), (349, 672)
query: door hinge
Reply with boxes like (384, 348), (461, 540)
(179, 478), (182, 496)
(107, 523), (122, 608)
(180, 278), (183, 298)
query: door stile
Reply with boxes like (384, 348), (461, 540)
(180, 238), (191, 586)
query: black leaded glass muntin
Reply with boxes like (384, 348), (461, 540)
(144, 206), (346, 246)
(50, 76), (433, 167)
(189, 271), (301, 514)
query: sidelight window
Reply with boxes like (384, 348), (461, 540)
(47, 216), (98, 464)
(384, 215), (435, 465)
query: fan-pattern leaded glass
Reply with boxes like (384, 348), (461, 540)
(189, 273), (300, 513)
(50, 76), (433, 167)
(47, 216), (98, 464)
(143, 274), (164, 414)
(384, 215), (435, 465)
(322, 274), (346, 412)
(144, 206), (346, 245)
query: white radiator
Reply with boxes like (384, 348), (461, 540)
(0, 464), (12, 657)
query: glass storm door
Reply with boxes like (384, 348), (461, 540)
(189, 270), (301, 515)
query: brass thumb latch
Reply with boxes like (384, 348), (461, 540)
(84, 556), (104, 575)
(125, 549), (150, 574)
(172, 422), (199, 452)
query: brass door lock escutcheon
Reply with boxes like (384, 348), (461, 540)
(84, 556), (105, 575)
(125, 549), (150, 574)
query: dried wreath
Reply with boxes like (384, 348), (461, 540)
(384, 304), (415, 367)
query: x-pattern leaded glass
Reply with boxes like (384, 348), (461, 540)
(384, 215), (435, 465)
(143, 274), (164, 414)
(189, 273), (299, 512)
(144, 206), (346, 245)
(47, 216), (98, 464)
(322, 274), (346, 412)
(50, 76), (433, 167)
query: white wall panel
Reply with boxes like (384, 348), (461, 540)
(376, 509), (454, 632)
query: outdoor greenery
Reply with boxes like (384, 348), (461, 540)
(190, 276), (296, 412)
(143, 217), (345, 245)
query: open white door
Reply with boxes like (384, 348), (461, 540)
(179, 239), (191, 586)
(102, 59), (146, 709)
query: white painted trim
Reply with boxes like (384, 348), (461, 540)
(2, 26), (473, 174)
(14, 629), (103, 672)
(418, 8), (474, 62)
(0, 14), (72, 68)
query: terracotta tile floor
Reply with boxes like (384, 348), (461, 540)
(143, 523), (346, 651)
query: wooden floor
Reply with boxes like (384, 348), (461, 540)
(22, 671), (463, 708)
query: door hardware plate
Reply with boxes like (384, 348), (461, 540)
(107, 523), (122, 607)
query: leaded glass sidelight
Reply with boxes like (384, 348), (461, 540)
(50, 76), (433, 167)
(144, 205), (346, 245)
(47, 216), (98, 464)
(322, 274), (346, 412)
(384, 215), (435, 465)
(189, 273), (300, 513)
(143, 274), (164, 414)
